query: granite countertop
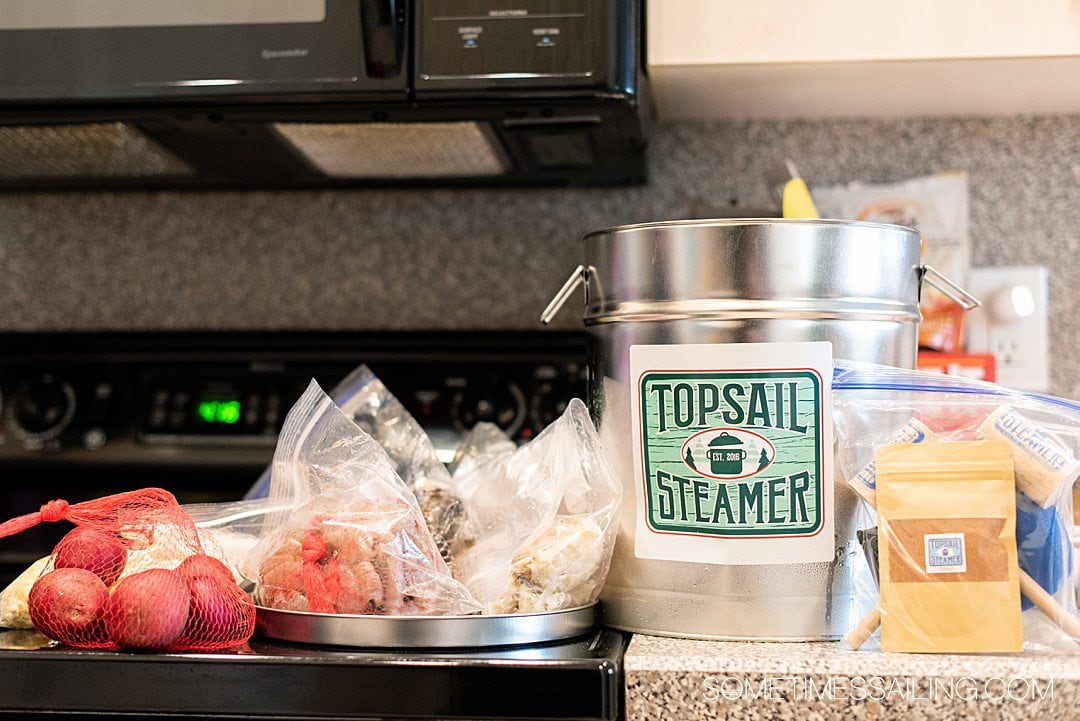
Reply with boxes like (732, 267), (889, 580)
(625, 634), (1080, 720)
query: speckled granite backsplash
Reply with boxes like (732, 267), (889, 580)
(1, 116), (1078, 394)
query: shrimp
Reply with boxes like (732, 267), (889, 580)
(256, 498), (451, 615)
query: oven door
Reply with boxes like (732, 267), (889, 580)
(0, 0), (407, 102)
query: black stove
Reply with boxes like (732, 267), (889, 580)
(0, 331), (624, 721)
(0, 628), (626, 720)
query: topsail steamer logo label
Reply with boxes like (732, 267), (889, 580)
(641, 371), (822, 537)
(631, 342), (834, 565)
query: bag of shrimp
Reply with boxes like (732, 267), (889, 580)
(244, 365), (468, 567)
(0, 488), (255, 651)
(451, 399), (623, 614)
(246, 380), (481, 616)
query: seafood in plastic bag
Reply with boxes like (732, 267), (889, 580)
(453, 399), (621, 614)
(248, 380), (481, 616)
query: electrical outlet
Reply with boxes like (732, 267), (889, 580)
(965, 266), (1049, 391)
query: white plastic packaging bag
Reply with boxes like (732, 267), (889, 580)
(246, 365), (467, 565)
(333, 365), (467, 565)
(449, 422), (519, 543)
(452, 399), (622, 614)
(247, 380), (481, 616)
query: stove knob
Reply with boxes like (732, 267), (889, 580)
(451, 381), (526, 436)
(8, 375), (77, 446)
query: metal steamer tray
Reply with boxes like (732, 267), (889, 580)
(255, 603), (598, 649)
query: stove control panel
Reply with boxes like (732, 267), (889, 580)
(0, 333), (588, 467)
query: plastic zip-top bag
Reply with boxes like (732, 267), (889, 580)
(246, 366), (467, 567)
(247, 380), (481, 616)
(833, 361), (1079, 652)
(329, 365), (467, 566)
(451, 399), (623, 614)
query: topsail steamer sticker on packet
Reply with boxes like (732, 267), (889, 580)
(631, 342), (835, 565)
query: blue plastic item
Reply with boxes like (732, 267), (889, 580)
(1016, 491), (1074, 610)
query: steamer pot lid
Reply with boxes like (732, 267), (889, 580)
(580, 217), (922, 313)
(583, 217), (919, 240)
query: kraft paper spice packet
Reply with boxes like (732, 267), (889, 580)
(876, 440), (1022, 654)
(846, 417), (935, 506)
(977, 405), (1080, 508)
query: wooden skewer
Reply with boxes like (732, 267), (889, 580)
(843, 607), (881, 649)
(1019, 570), (1080, 639)
(845, 485), (1080, 650)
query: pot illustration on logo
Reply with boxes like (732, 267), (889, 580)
(682, 428), (774, 480)
(707, 432), (746, 475)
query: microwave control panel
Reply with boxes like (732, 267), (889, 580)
(417, 0), (613, 88)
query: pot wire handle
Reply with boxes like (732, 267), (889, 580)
(541, 264), (588, 325)
(920, 264), (981, 310)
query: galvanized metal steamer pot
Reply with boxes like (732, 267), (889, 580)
(542, 218), (978, 640)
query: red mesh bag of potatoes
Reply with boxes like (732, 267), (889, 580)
(0, 488), (255, 651)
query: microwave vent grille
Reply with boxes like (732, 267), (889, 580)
(0, 122), (193, 180)
(273, 121), (509, 179)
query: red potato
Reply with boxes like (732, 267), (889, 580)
(177, 554), (233, 583)
(177, 574), (254, 647)
(53, 527), (127, 587)
(28, 568), (109, 646)
(105, 568), (190, 650)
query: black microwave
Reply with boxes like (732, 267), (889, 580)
(0, 0), (647, 190)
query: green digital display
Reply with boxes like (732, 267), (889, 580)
(196, 399), (241, 425)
